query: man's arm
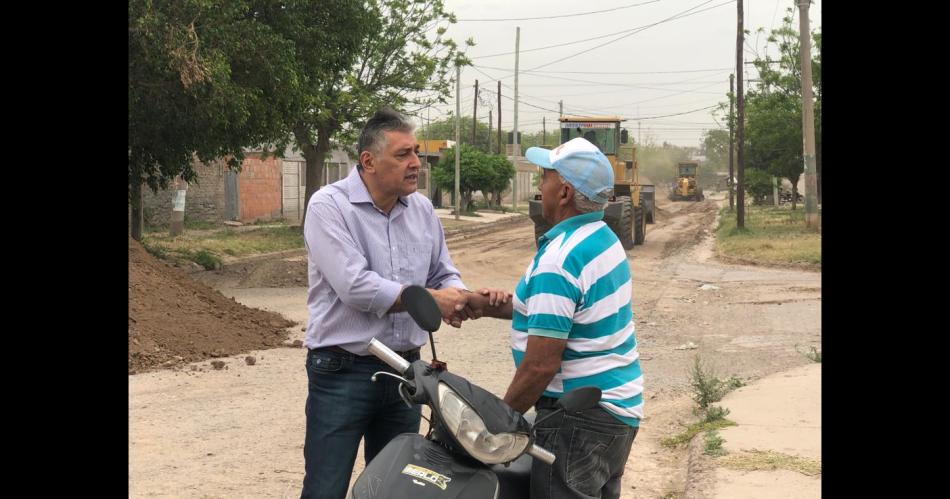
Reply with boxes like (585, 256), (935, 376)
(461, 290), (513, 320)
(503, 262), (579, 413)
(503, 335), (567, 414)
(306, 199), (403, 317)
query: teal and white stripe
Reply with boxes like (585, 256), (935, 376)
(511, 211), (643, 427)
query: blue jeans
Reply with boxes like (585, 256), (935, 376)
(530, 396), (639, 499)
(301, 347), (422, 499)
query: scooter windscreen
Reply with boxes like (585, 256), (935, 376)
(431, 370), (532, 464)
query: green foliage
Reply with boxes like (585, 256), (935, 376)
(688, 356), (743, 411)
(701, 129), (731, 172)
(704, 429), (727, 456)
(128, 0), (309, 196)
(709, 11), (821, 200)
(743, 168), (774, 204)
(418, 116), (559, 156)
(190, 249), (223, 270)
(291, 0), (473, 211)
(797, 345), (822, 363)
(431, 145), (514, 211)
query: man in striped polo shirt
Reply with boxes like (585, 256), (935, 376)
(474, 137), (642, 499)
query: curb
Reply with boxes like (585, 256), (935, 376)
(683, 430), (713, 499)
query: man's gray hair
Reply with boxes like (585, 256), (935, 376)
(357, 107), (416, 170)
(559, 174), (610, 213)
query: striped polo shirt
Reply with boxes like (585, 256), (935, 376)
(511, 210), (643, 427)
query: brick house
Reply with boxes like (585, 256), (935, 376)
(142, 145), (355, 227)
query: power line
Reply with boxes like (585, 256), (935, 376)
(458, 0), (662, 22)
(526, 0), (736, 72)
(475, 65), (730, 88)
(472, 65), (730, 114)
(475, 65), (734, 75)
(634, 104), (721, 120)
(469, 0), (732, 62)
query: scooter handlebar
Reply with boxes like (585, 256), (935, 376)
(367, 338), (411, 374)
(527, 444), (555, 465)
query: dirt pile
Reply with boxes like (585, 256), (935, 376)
(128, 237), (295, 374)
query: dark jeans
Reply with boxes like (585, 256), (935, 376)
(530, 396), (639, 499)
(301, 347), (422, 499)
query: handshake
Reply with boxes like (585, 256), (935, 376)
(428, 287), (512, 328)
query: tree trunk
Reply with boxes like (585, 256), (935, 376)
(461, 192), (472, 213)
(791, 173), (801, 211)
(815, 141), (821, 205)
(130, 172), (144, 241)
(296, 122), (336, 230)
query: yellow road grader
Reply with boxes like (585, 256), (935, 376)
(528, 115), (655, 249)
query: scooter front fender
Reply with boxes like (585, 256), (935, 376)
(350, 434), (499, 499)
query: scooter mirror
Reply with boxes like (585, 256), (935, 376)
(402, 285), (442, 332)
(557, 386), (602, 413)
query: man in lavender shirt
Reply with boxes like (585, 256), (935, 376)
(300, 107), (493, 499)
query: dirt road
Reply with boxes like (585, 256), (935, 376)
(129, 192), (821, 498)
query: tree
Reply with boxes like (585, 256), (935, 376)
(745, 90), (802, 206)
(484, 153), (516, 208)
(283, 0), (472, 227)
(743, 168), (774, 204)
(519, 128), (560, 152)
(701, 129), (731, 172)
(710, 9), (821, 211)
(431, 145), (513, 212)
(418, 114), (494, 153)
(128, 0), (306, 240)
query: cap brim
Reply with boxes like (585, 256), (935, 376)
(525, 147), (555, 169)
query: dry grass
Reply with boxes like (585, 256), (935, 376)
(717, 449), (822, 476)
(715, 206), (821, 270)
(142, 225), (303, 264)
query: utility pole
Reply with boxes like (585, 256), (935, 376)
(729, 74), (735, 210)
(559, 100), (563, 117)
(798, 0), (819, 228)
(488, 110), (493, 154)
(455, 65), (460, 220)
(512, 26), (520, 212)
(542, 117), (546, 146)
(472, 79), (478, 145)
(736, 0), (746, 229)
(497, 81), (502, 158)
(426, 105), (436, 206)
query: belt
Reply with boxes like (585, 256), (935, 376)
(313, 345), (421, 362)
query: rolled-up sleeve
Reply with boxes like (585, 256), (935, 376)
(306, 199), (403, 318)
(426, 215), (466, 290)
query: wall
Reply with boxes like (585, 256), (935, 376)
(238, 153), (282, 222)
(141, 159), (228, 227)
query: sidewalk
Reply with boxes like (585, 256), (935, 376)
(698, 363), (822, 498)
(433, 208), (523, 224)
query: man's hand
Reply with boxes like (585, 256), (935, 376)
(477, 288), (512, 307)
(428, 287), (474, 328)
(460, 287), (514, 320)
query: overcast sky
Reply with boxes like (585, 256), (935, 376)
(419, 0), (821, 147)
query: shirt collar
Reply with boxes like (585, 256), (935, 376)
(344, 166), (409, 208)
(539, 210), (604, 245)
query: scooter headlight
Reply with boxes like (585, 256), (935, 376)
(437, 382), (530, 464)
